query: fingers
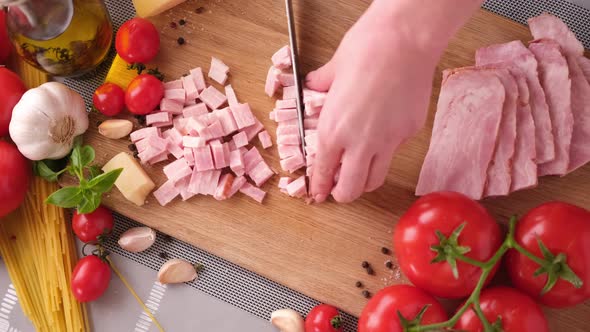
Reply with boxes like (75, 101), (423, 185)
(305, 60), (336, 92)
(310, 140), (343, 204)
(365, 153), (391, 192)
(331, 151), (371, 203)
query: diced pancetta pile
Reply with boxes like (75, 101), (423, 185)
(131, 57), (277, 205)
(265, 45), (328, 198)
(417, 13), (590, 200)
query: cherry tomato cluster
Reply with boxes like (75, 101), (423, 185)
(93, 18), (163, 117)
(70, 206), (115, 303)
(357, 192), (590, 332)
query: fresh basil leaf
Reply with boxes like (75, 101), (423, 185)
(79, 146), (95, 168)
(87, 165), (102, 180)
(45, 187), (83, 208)
(86, 168), (123, 194)
(34, 161), (65, 182)
(77, 190), (101, 214)
(73, 135), (83, 148)
(69, 144), (83, 177)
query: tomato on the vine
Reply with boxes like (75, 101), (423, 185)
(393, 192), (502, 299)
(455, 287), (548, 332)
(506, 202), (590, 308)
(72, 206), (114, 243)
(115, 18), (160, 64)
(71, 255), (111, 302)
(125, 74), (164, 115)
(93, 83), (125, 117)
(0, 141), (31, 217)
(0, 68), (27, 137)
(305, 304), (342, 332)
(358, 285), (447, 332)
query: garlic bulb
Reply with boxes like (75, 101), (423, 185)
(9, 82), (88, 160)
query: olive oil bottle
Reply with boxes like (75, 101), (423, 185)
(2, 0), (113, 77)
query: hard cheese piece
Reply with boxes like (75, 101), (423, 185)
(102, 152), (156, 206)
(132, 0), (187, 18)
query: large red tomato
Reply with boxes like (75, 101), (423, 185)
(0, 11), (11, 64)
(0, 141), (31, 217)
(0, 68), (27, 137)
(358, 285), (447, 332)
(115, 18), (160, 64)
(393, 192), (502, 299)
(506, 202), (590, 308)
(455, 287), (549, 332)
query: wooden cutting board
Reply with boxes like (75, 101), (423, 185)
(78, 0), (589, 329)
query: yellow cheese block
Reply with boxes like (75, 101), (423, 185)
(102, 152), (156, 206)
(132, 0), (187, 18)
(104, 55), (138, 90)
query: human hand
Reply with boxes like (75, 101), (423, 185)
(307, 3), (440, 203)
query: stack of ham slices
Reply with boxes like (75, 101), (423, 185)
(131, 57), (278, 205)
(417, 14), (590, 200)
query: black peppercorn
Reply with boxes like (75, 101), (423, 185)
(381, 247), (390, 255)
(385, 260), (393, 269)
(362, 290), (371, 299)
(366, 266), (375, 275)
(355, 281), (363, 288)
(179, 19), (186, 26)
(132, 151), (139, 159)
(162, 234), (173, 243)
(195, 7), (205, 14)
(177, 37), (185, 45)
(361, 261), (369, 269)
(159, 252), (169, 259)
(128, 144), (137, 152)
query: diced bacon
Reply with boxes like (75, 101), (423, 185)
(164, 89), (186, 104)
(164, 80), (183, 90)
(207, 120), (225, 139)
(198, 112), (218, 126)
(209, 57), (230, 85)
(146, 112), (172, 126)
(228, 175), (247, 198)
(145, 150), (169, 165)
(230, 149), (245, 176)
(160, 98), (184, 115)
(275, 108), (298, 122)
(147, 134), (168, 151)
(174, 176), (196, 201)
(271, 45), (292, 69)
(278, 118), (299, 127)
(228, 139), (237, 151)
(210, 141), (228, 169)
(306, 166), (313, 177)
(224, 85), (240, 109)
(163, 158), (193, 184)
(183, 103), (208, 118)
(265, 66), (282, 97)
(277, 144), (301, 159)
(304, 90), (327, 107)
(304, 129), (317, 136)
(286, 176), (307, 198)
(167, 140), (184, 159)
(190, 67), (207, 92)
(248, 161), (274, 187)
(276, 99), (297, 109)
(209, 70), (229, 85)
(182, 75), (199, 100)
(239, 182), (266, 203)
(185, 117), (207, 136)
(151, 119), (173, 128)
(283, 86), (297, 100)
(258, 131), (273, 149)
(305, 144), (317, 157)
(187, 168), (202, 194)
(193, 145), (214, 171)
(277, 134), (301, 145)
(163, 128), (184, 146)
(304, 132), (318, 147)
(203, 170), (222, 195)
(279, 72), (295, 87)
(173, 116), (188, 135)
(214, 173), (235, 200)
(304, 118), (319, 129)
(238, 146), (248, 155)
(184, 147), (195, 166)
(183, 136), (206, 148)
(243, 147), (264, 174)
(216, 107), (238, 135)
(305, 103), (322, 117)
(211, 57), (230, 73)
(137, 147), (160, 164)
(130, 127), (159, 143)
(135, 138), (150, 153)
(278, 177), (292, 189)
(269, 111), (276, 121)
(277, 125), (300, 136)
(244, 118), (265, 141)
(306, 153), (315, 167)
(153, 180), (180, 206)
(232, 103), (256, 129)
(232, 131), (248, 148)
(280, 153), (305, 173)
(185, 98), (197, 106)
(199, 86), (228, 110)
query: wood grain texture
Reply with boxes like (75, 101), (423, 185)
(42, 0), (590, 329)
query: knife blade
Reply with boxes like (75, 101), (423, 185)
(284, 0), (308, 176)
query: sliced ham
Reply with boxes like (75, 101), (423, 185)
(416, 69), (506, 200)
(271, 45), (292, 69)
(579, 57), (590, 81)
(476, 40), (555, 163)
(199, 86), (228, 110)
(528, 13), (584, 56)
(529, 40), (573, 176)
(153, 180), (180, 206)
(239, 182), (266, 203)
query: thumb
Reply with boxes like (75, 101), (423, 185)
(305, 59), (336, 92)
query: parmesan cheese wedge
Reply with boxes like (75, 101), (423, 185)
(132, 0), (187, 18)
(102, 152), (156, 206)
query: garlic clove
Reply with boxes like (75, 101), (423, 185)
(157, 259), (201, 285)
(98, 119), (134, 139)
(118, 227), (156, 253)
(270, 309), (305, 332)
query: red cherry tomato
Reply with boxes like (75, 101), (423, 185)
(506, 202), (590, 308)
(0, 141), (30, 217)
(125, 74), (164, 115)
(0, 11), (11, 64)
(115, 18), (160, 64)
(71, 255), (111, 302)
(393, 192), (502, 299)
(72, 206), (114, 243)
(455, 287), (549, 332)
(358, 285), (447, 332)
(93, 83), (125, 117)
(0, 68), (27, 137)
(305, 304), (342, 332)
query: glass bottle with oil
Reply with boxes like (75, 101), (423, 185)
(1, 0), (113, 77)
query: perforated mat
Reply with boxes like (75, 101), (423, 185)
(60, 0), (590, 330)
